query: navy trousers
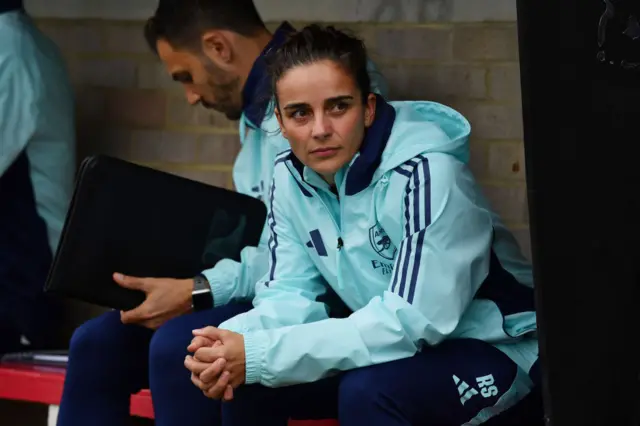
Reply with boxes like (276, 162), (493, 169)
(56, 303), (252, 426)
(222, 339), (542, 426)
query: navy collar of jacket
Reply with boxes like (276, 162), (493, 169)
(289, 94), (397, 196)
(242, 21), (295, 128)
(0, 0), (23, 14)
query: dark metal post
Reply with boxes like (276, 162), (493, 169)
(517, 1), (640, 425)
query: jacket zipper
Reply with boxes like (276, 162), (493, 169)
(287, 166), (345, 256)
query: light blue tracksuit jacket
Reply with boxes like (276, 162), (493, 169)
(0, 8), (75, 342)
(219, 96), (538, 388)
(202, 22), (388, 306)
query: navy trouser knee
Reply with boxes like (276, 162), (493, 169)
(149, 303), (253, 426)
(57, 310), (153, 426)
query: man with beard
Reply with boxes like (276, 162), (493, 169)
(0, 0), (75, 355)
(56, 1), (387, 425)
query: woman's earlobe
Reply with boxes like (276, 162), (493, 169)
(364, 93), (377, 127)
(365, 110), (375, 128)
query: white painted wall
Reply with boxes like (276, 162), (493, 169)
(24, 0), (516, 22)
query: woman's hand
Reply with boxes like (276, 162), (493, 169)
(184, 327), (246, 400)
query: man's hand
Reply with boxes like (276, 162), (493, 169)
(184, 327), (246, 400)
(113, 273), (194, 329)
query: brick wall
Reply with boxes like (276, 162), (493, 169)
(28, 0), (530, 258)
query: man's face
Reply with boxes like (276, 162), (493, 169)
(156, 39), (243, 120)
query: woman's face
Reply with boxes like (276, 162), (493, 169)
(274, 60), (376, 183)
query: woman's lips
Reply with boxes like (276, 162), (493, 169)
(310, 147), (339, 158)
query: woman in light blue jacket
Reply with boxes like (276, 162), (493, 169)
(186, 25), (541, 425)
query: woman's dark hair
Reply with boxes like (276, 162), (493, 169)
(267, 25), (372, 106)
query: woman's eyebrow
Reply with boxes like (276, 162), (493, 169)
(283, 95), (355, 110)
(282, 102), (309, 111)
(325, 95), (354, 104)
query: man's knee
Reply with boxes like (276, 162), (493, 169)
(149, 315), (193, 373)
(68, 310), (124, 358)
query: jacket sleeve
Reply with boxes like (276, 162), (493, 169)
(202, 228), (270, 307)
(240, 155), (495, 387)
(0, 55), (36, 176)
(218, 176), (330, 335)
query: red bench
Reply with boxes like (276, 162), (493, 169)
(0, 363), (338, 426)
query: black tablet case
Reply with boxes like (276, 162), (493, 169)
(44, 155), (267, 311)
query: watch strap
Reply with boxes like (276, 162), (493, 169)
(192, 274), (213, 311)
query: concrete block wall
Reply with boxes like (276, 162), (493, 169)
(25, 0), (531, 258)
